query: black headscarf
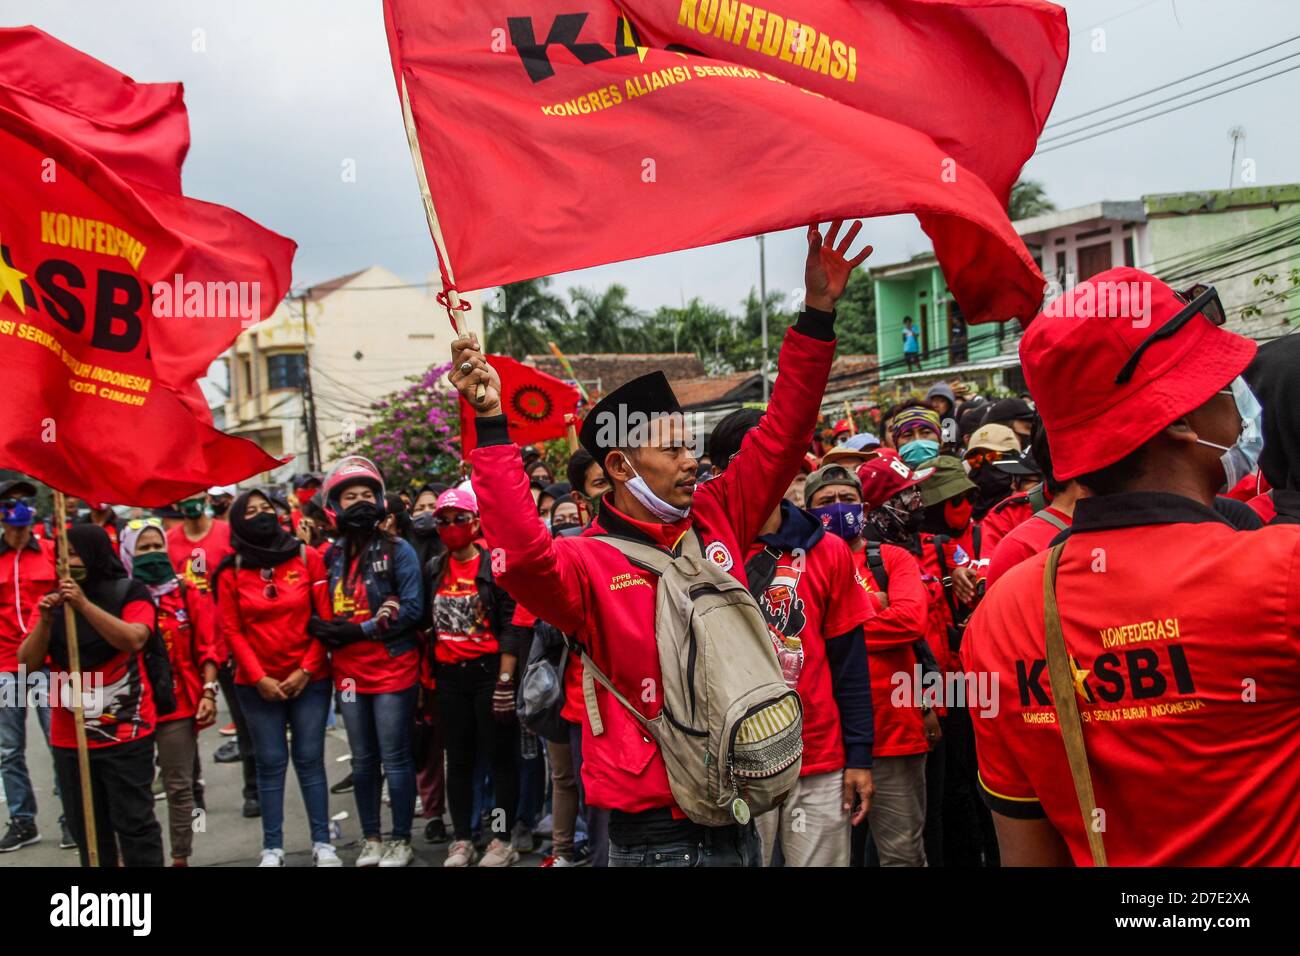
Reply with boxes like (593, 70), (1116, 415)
(1245, 335), (1300, 523)
(49, 524), (153, 670)
(385, 492), (412, 539)
(408, 485), (446, 568)
(218, 490), (302, 576)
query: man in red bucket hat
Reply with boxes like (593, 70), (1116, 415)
(961, 267), (1300, 866)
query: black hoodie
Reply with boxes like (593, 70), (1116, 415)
(1245, 335), (1300, 524)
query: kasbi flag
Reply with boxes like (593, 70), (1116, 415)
(384, 0), (1067, 325)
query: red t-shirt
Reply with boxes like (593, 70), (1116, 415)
(155, 584), (220, 723)
(1248, 492), (1276, 523)
(852, 543), (930, 757)
(916, 529), (977, 671)
(432, 554), (497, 664)
(986, 507), (1072, 589)
(0, 537), (57, 670)
(979, 496), (1033, 557)
(44, 599), (157, 749)
(328, 561), (419, 694)
(167, 521), (233, 594)
(218, 551), (330, 685)
(962, 509), (1300, 865)
(746, 531), (867, 775)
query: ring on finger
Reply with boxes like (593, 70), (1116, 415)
(459, 361), (473, 374)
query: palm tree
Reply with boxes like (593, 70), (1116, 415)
(483, 278), (570, 359)
(1008, 178), (1056, 222)
(564, 284), (647, 353)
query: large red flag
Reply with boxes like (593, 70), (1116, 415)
(0, 105), (286, 505)
(459, 356), (582, 457)
(0, 26), (294, 387)
(384, 0), (1068, 325)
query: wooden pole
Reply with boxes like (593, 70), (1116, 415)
(843, 401), (856, 435)
(399, 76), (486, 402)
(549, 342), (590, 403)
(52, 491), (99, 867)
(565, 415), (580, 454)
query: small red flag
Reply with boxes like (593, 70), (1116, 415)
(384, 0), (1067, 325)
(459, 356), (582, 458)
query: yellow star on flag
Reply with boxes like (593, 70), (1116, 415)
(620, 11), (650, 62)
(1071, 662), (1091, 702)
(0, 234), (27, 315)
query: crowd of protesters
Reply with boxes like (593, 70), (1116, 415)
(0, 222), (1296, 867)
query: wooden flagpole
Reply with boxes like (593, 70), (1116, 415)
(399, 76), (486, 404)
(843, 401), (857, 435)
(51, 491), (99, 867)
(549, 342), (590, 403)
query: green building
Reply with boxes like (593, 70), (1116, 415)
(872, 183), (1300, 393)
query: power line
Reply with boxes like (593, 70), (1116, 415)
(1037, 61), (1300, 154)
(1045, 35), (1300, 129)
(1040, 49), (1300, 144)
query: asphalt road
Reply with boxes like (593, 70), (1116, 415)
(0, 697), (543, 868)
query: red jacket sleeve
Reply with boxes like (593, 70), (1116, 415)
(469, 443), (590, 637)
(218, 569), (265, 685)
(302, 549), (329, 675)
(699, 319), (836, 549)
(187, 586), (220, 668)
(862, 546), (930, 650)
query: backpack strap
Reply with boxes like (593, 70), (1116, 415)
(971, 523), (982, 560)
(865, 542), (890, 592)
(590, 534), (676, 576)
(1042, 542), (1107, 867)
(1033, 508), (1069, 533)
(1027, 484), (1049, 514)
(931, 535), (962, 622)
(566, 633), (652, 739)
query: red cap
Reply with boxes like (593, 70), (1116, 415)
(832, 419), (852, 434)
(856, 452), (934, 510)
(1021, 268), (1256, 481)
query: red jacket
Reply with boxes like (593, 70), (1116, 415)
(217, 550), (330, 685)
(979, 493), (1034, 557)
(854, 542), (930, 757)
(0, 535), (56, 671)
(917, 526), (979, 672)
(155, 583), (220, 723)
(471, 320), (834, 814)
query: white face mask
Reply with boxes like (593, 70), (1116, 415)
(621, 457), (691, 522)
(1195, 376), (1264, 490)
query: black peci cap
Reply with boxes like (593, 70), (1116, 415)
(578, 371), (682, 463)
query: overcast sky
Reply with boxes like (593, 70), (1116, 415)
(5, 0), (1300, 315)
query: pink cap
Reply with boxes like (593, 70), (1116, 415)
(435, 488), (478, 515)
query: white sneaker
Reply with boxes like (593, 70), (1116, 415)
(477, 838), (520, 867)
(414, 795), (424, 816)
(257, 848), (285, 868)
(378, 839), (414, 868)
(355, 838), (384, 867)
(443, 839), (478, 867)
(313, 843), (342, 867)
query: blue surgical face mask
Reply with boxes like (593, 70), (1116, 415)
(1196, 376), (1263, 490)
(810, 502), (864, 542)
(899, 439), (940, 468)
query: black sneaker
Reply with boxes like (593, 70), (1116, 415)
(0, 819), (40, 852)
(329, 772), (354, 795)
(213, 740), (242, 764)
(59, 821), (77, 850)
(423, 818), (448, 844)
(242, 796), (261, 819)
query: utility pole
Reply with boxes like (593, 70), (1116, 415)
(299, 294), (321, 471)
(1228, 126), (1246, 189)
(758, 234), (769, 402)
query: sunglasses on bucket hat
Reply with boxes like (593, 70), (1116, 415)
(1114, 284), (1226, 385)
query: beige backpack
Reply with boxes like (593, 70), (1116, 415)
(576, 530), (803, 827)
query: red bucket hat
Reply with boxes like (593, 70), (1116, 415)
(856, 449), (933, 510)
(1020, 267), (1257, 481)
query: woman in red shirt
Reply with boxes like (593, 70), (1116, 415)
(214, 490), (338, 868)
(122, 519), (220, 866)
(18, 524), (164, 867)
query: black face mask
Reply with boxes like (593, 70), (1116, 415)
(338, 501), (381, 534)
(411, 512), (438, 537)
(212, 500), (231, 518)
(971, 466), (1014, 511)
(244, 512), (282, 545)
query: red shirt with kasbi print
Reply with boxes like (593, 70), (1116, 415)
(432, 554), (498, 665)
(43, 599), (157, 749)
(154, 584), (220, 723)
(962, 493), (1300, 865)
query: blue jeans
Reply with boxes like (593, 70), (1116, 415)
(0, 670), (52, 823)
(236, 679), (331, 850)
(339, 685), (417, 841)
